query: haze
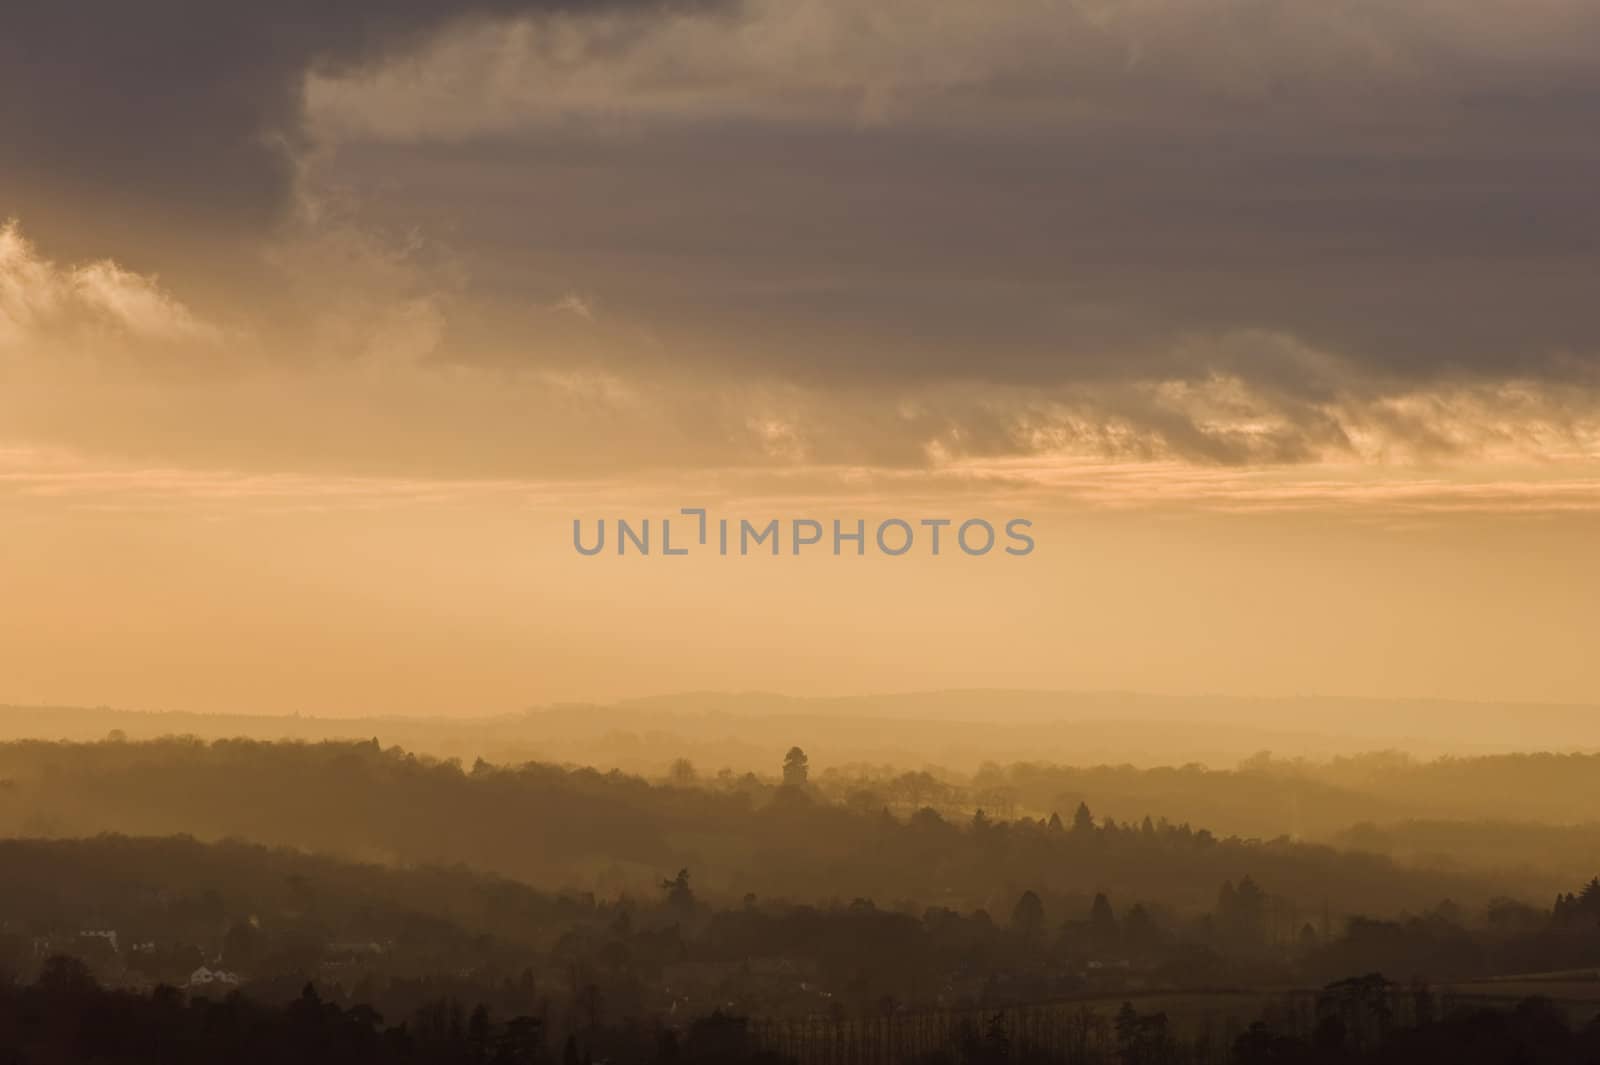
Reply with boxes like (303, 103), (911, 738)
(3, 0), (1598, 723)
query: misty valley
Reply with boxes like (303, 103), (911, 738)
(1, 719), (1599, 1064)
(8, 0), (1600, 1058)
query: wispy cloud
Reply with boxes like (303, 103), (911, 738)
(5, 445), (1599, 519)
(0, 222), (221, 350)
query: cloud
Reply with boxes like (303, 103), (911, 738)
(309, 0), (1600, 142)
(0, 222), (220, 351)
(5, 216), (1598, 481)
(0, 0), (723, 243)
(6, 441), (1600, 521)
(303, 0), (1600, 399)
(5, 0), (1600, 487)
(547, 292), (597, 322)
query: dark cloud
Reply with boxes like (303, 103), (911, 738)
(6, 0), (1599, 472)
(0, 0), (712, 246)
(291, 0), (1600, 410)
(337, 111), (1600, 396)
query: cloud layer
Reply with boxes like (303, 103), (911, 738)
(3, 0), (1599, 484)
(0, 0), (718, 243)
(305, 0), (1600, 429)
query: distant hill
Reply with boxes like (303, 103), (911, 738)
(0, 737), (1530, 918)
(4, 688), (1599, 775)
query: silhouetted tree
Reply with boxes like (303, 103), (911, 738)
(1090, 892), (1119, 955)
(1114, 1002), (1172, 1065)
(782, 747), (809, 787)
(1219, 875), (1269, 948)
(1011, 890), (1045, 941)
(1123, 903), (1159, 956)
(661, 869), (695, 918)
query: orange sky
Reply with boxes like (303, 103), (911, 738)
(2, 1), (1598, 717)
(2, 451), (1597, 714)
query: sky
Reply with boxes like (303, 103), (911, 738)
(1, 0), (1598, 716)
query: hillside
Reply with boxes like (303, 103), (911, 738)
(0, 738), (1525, 919)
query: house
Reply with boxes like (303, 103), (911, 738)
(186, 965), (242, 990)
